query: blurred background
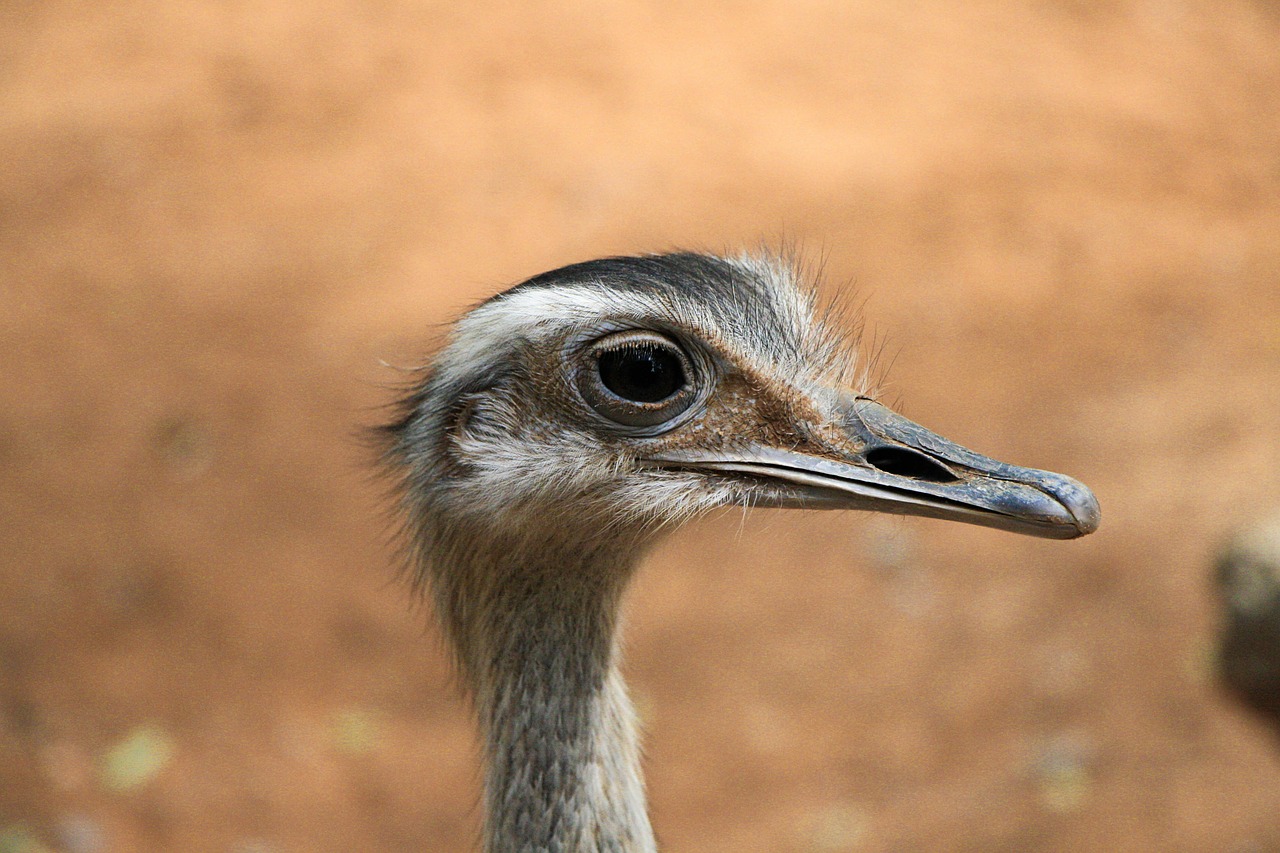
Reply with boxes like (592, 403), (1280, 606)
(2, 1), (1279, 850)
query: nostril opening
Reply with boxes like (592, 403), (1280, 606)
(865, 447), (960, 483)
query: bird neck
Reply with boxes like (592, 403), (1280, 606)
(437, 534), (657, 853)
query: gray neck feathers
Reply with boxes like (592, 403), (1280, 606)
(427, 530), (657, 853)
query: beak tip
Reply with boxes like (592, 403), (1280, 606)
(1055, 475), (1101, 538)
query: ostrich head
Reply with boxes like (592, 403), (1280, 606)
(382, 251), (1100, 851)
(388, 252), (1096, 571)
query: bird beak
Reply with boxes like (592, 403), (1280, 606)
(648, 396), (1099, 540)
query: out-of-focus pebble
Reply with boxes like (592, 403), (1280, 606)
(862, 517), (915, 573)
(863, 519), (935, 617)
(1033, 732), (1096, 814)
(55, 815), (103, 853)
(229, 840), (277, 853)
(152, 416), (214, 478)
(332, 709), (381, 755)
(0, 824), (52, 853)
(99, 724), (176, 792)
(807, 803), (869, 851)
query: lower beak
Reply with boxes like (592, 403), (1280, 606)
(649, 397), (1100, 540)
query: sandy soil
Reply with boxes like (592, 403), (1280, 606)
(2, 1), (1279, 850)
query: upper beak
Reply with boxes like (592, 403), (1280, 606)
(648, 396), (1100, 540)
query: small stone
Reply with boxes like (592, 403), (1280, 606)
(99, 724), (176, 792)
(332, 709), (381, 755)
(152, 416), (214, 478)
(229, 841), (277, 853)
(862, 516), (915, 573)
(1033, 732), (1095, 814)
(808, 803), (868, 851)
(55, 815), (104, 853)
(0, 824), (53, 853)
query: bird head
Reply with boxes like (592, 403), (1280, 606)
(385, 253), (1098, 561)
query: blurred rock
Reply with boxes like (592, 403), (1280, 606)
(228, 841), (276, 853)
(0, 824), (52, 853)
(862, 518), (935, 617)
(151, 415), (214, 479)
(1032, 731), (1096, 814)
(54, 815), (104, 853)
(331, 708), (382, 755)
(98, 724), (176, 793)
(1214, 513), (1280, 723)
(807, 803), (869, 852)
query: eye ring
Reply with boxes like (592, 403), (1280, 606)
(574, 330), (702, 431)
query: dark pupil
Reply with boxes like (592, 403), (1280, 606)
(597, 344), (684, 404)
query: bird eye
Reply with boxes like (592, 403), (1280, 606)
(576, 331), (700, 430)
(598, 344), (684, 403)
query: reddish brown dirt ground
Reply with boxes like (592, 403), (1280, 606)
(3, 2), (1280, 851)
